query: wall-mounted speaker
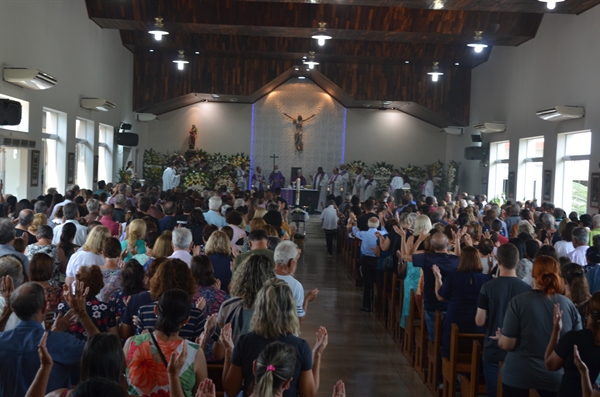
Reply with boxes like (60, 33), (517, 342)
(116, 132), (139, 147)
(0, 99), (22, 126)
(464, 146), (487, 161)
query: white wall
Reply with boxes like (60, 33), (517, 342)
(0, 0), (145, 197)
(346, 108), (446, 167)
(446, 6), (600, 212)
(146, 102), (251, 155)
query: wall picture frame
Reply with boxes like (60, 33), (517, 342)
(590, 173), (600, 209)
(507, 171), (515, 198)
(543, 170), (552, 201)
(67, 152), (75, 184)
(93, 155), (99, 184)
(30, 150), (40, 187)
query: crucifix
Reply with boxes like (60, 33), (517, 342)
(283, 113), (316, 151)
(270, 153), (279, 170)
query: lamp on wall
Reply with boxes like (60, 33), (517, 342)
(173, 50), (189, 70)
(427, 62), (443, 82)
(538, 0), (564, 9)
(303, 51), (319, 69)
(467, 31), (488, 53)
(311, 22), (332, 46)
(148, 17), (169, 41)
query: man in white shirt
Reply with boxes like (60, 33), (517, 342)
(274, 241), (318, 323)
(389, 169), (404, 205)
(162, 164), (181, 191)
(320, 200), (339, 257)
(568, 227), (590, 266)
(48, 190), (76, 224)
(204, 196), (227, 228)
(51, 203), (88, 246)
(168, 227), (193, 267)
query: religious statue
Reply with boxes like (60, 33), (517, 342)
(283, 113), (316, 151)
(188, 125), (197, 149)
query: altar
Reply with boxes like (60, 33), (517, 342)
(281, 188), (320, 213)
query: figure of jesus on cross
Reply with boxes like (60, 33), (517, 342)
(283, 113), (316, 151)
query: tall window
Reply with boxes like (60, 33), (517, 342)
(75, 118), (94, 189)
(488, 141), (510, 200)
(556, 131), (591, 214)
(98, 124), (114, 184)
(42, 109), (65, 193)
(518, 137), (544, 202)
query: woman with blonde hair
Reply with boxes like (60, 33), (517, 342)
(494, 256), (582, 396)
(517, 220), (537, 240)
(221, 278), (328, 397)
(206, 230), (233, 294)
(153, 230), (174, 258)
(253, 207), (267, 220)
(120, 219), (147, 262)
(28, 212), (48, 234)
(64, 225), (111, 286)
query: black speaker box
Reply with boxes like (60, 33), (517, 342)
(0, 99), (22, 126)
(116, 132), (139, 147)
(464, 146), (487, 161)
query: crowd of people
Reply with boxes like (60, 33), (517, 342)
(322, 185), (600, 397)
(0, 180), (347, 397)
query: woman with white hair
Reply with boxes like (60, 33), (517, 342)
(65, 225), (111, 287)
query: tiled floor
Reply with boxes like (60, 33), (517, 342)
(293, 219), (431, 397)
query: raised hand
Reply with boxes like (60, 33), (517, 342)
(51, 309), (77, 332)
(306, 288), (319, 302)
(553, 303), (563, 334)
(196, 297), (206, 311)
(167, 340), (188, 375)
(489, 327), (502, 341)
(204, 313), (217, 334)
(332, 380), (346, 397)
(63, 281), (89, 316)
(313, 326), (328, 356)
(213, 279), (222, 290)
(219, 323), (234, 352)
(432, 265), (442, 281)
(192, 245), (202, 257)
(38, 331), (53, 368)
(194, 379), (216, 397)
(1, 275), (14, 303)
(573, 345), (588, 373)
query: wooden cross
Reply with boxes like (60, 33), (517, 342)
(270, 153), (279, 170)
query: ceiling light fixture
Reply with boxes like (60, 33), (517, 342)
(467, 31), (488, 53)
(427, 62), (443, 82)
(433, 0), (444, 9)
(455, 62), (460, 65)
(298, 76), (306, 79)
(195, 51), (200, 55)
(538, 0), (564, 9)
(149, 49), (154, 52)
(405, 60), (409, 64)
(311, 22), (332, 46)
(173, 50), (189, 70)
(148, 17), (169, 41)
(303, 51), (319, 69)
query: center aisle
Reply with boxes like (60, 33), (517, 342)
(292, 218), (432, 397)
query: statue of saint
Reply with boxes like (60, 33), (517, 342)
(283, 113), (315, 151)
(188, 125), (197, 149)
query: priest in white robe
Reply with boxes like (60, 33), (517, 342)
(352, 168), (365, 197)
(330, 167), (345, 198)
(162, 165), (181, 191)
(361, 173), (377, 201)
(311, 167), (329, 212)
(339, 164), (350, 192)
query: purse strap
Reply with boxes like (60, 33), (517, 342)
(150, 332), (170, 368)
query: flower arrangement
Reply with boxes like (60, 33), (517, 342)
(164, 152), (187, 168)
(207, 153), (230, 173)
(143, 149), (164, 186)
(187, 150), (207, 169)
(346, 160), (367, 174)
(229, 153), (250, 169)
(116, 168), (133, 185)
(214, 174), (236, 192)
(184, 170), (210, 191)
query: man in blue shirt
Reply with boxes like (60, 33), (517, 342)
(0, 281), (99, 397)
(412, 232), (459, 341)
(349, 213), (386, 312)
(204, 196), (227, 228)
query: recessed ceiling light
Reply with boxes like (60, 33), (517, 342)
(294, 67), (299, 71)
(195, 51), (200, 55)
(149, 49), (154, 52)
(211, 94), (220, 98)
(298, 76), (306, 79)
(455, 62), (460, 65)
(405, 61), (409, 64)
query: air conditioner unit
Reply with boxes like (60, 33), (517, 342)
(441, 127), (464, 135)
(81, 98), (116, 111)
(3, 68), (57, 90)
(536, 105), (585, 122)
(136, 113), (158, 122)
(473, 122), (505, 133)
(0, 136), (36, 148)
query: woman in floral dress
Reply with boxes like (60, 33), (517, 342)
(124, 289), (207, 397)
(25, 225), (66, 286)
(29, 252), (63, 328)
(55, 265), (118, 340)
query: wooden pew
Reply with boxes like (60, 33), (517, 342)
(388, 273), (403, 341)
(497, 361), (503, 397)
(459, 340), (487, 397)
(440, 324), (484, 397)
(413, 306), (428, 382)
(208, 364), (225, 397)
(426, 311), (443, 396)
(402, 290), (420, 365)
